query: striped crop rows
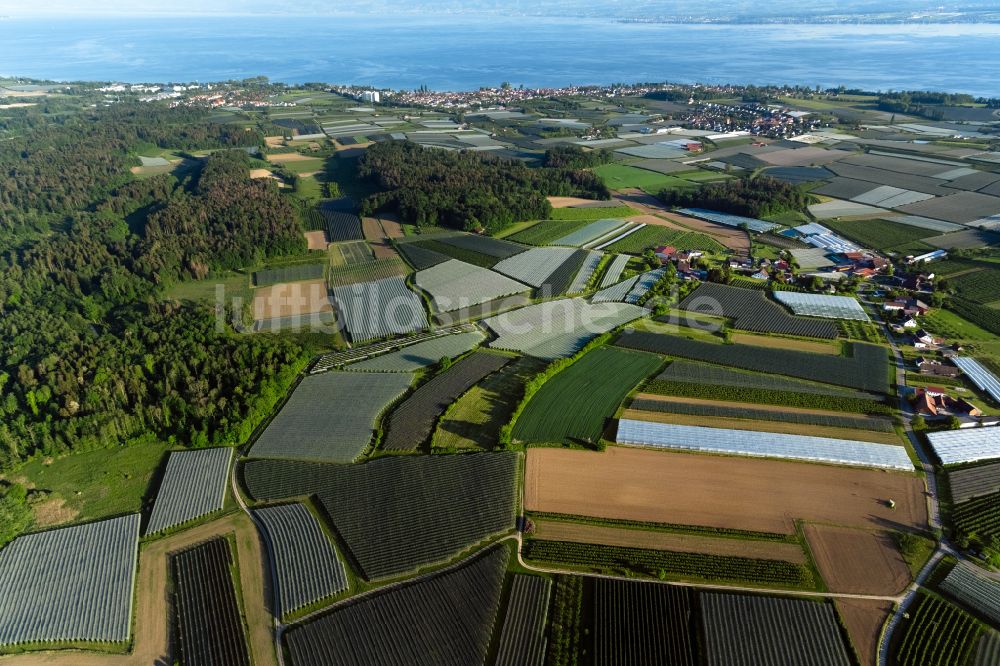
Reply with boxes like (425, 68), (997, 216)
(146, 447), (231, 535)
(940, 562), (1000, 625)
(0, 514), (140, 646)
(949, 462), (1000, 504)
(285, 546), (508, 666)
(523, 540), (810, 587)
(679, 282), (837, 339)
(655, 359), (877, 399)
(243, 453), (517, 579)
(616, 331), (890, 394)
(331, 276), (426, 342)
(895, 593), (981, 666)
(495, 575), (552, 666)
(254, 504), (348, 619)
(383, 352), (511, 450)
(952, 490), (1000, 543)
(171, 537), (250, 666)
(594, 579), (697, 666)
(700, 592), (851, 666)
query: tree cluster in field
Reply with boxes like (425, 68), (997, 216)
(356, 140), (609, 233)
(542, 145), (613, 169)
(0, 106), (308, 473)
(657, 175), (811, 219)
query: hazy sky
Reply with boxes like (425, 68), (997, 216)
(2, 0), (991, 18)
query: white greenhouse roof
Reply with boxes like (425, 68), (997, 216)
(773, 291), (870, 322)
(953, 357), (1000, 405)
(677, 208), (779, 233)
(615, 420), (912, 470)
(926, 428), (1000, 465)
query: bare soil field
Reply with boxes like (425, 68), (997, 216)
(266, 152), (315, 163)
(622, 213), (689, 230)
(835, 598), (893, 666)
(730, 332), (840, 355)
(249, 168), (277, 179)
(304, 230), (329, 251)
(621, 409), (903, 445)
(0, 512), (276, 666)
(804, 525), (910, 595)
(253, 279), (332, 320)
(362, 217), (385, 241)
(547, 196), (607, 208)
(532, 518), (807, 564)
(378, 216), (405, 238)
(524, 447), (927, 536)
(264, 135), (285, 147)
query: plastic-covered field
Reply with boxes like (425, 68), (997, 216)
(415, 259), (529, 311)
(773, 291), (870, 322)
(926, 427), (1000, 465)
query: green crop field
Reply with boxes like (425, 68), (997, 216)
(508, 220), (593, 245)
(605, 225), (726, 254)
(512, 346), (662, 444)
(921, 308), (996, 342)
(549, 206), (637, 221)
(822, 218), (936, 251)
(894, 593), (983, 666)
(592, 164), (679, 192)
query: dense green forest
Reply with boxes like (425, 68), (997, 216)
(0, 104), (307, 472)
(542, 145), (613, 169)
(357, 140), (609, 232)
(658, 175), (811, 219)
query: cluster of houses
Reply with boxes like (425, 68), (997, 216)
(680, 102), (821, 138)
(653, 246), (710, 279)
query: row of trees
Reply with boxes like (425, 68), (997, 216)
(658, 174), (811, 219)
(356, 140), (609, 233)
(0, 105), (308, 471)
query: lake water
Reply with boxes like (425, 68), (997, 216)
(1, 17), (999, 96)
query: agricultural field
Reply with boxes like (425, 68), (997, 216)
(171, 537), (251, 666)
(253, 503), (348, 619)
(599, 254), (630, 287)
(803, 525), (911, 595)
(345, 330), (485, 372)
(615, 419), (912, 469)
(253, 262), (325, 287)
(0, 515), (140, 646)
(821, 217), (936, 251)
(433, 356), (548, 451)
(700, 593), (852, 666)
(836, 598), (894, 666)
(319, 208), (364, 242)
(549, 205), (637, 221)
(249, 371), (412, 463)
(524, 447), (926, 536)
(540, 249), (590, 295)
(772, 291), (870, 322)
(326, 257), (408, 287)
(593, 580), (697, 666)
(629, 395), (895, 432)
(592, 163), (681, 192)
(414, 259), (529, 311)
(415, 239), (499, 268)
(331, 275), (426, 342)
(949, 462), (1000, 503)
(567, 250), (603, 293)
(552, 218), (633, 247)
(382, 352), (511, 451)
(146, 447), (232, 535)
(283, 546), (508, 666)
(940, 562), (1000, 625)
(243, 453), (517, 579)
(495, 575), (551, 666)
(921, 308), (997, 342)
(893, 593), (983, 666)
(509, 219), (595, 246)
(524, 540), (810, 587)
(253, 279), (333, 322)
(395, 242), (451, 270)
(492, 246), (580, 287)
(329, 240), (372, 266)
(512, 346), (661, 444)
(616, 330), (891, 394)
(436, 234), (526, 259)
(952, 491), (1000, 544)
(487, 298), (647, 360)
(679, 282), (838, 339)
(605, 224), (725, 254)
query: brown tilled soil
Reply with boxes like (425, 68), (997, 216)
(804, 524), (911, 595)
(524, 447), (927, 536)
(266, 152), (315, 163)
(303, 230), (329, 250)
(835, 598), (893, 666)
(362, 217), (385, 240)
(532, 519), (807, 564)
(253, 279), (332, 319)
(378, 216), (405, 238)
(547, 196), (608, 208)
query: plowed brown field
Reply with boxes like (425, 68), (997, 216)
(804, 525), (911, 595)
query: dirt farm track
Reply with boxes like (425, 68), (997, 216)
(524, 447), (928, 536)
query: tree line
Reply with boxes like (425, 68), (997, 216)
(658, 175), (811, 219)
(0, 105), (307, 472)
(356, 140), (609, 233)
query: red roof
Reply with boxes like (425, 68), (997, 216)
(655, 245), (676, 255)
